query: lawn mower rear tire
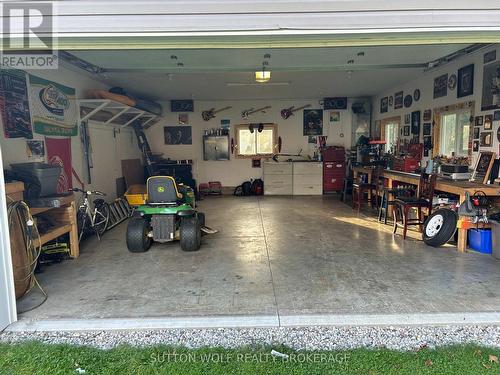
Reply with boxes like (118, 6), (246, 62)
(126, 217), (152, 252)
(180, 215), (201, 252)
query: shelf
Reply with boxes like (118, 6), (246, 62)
(34, 224), (72, 247)
(79, 99), (161, 129)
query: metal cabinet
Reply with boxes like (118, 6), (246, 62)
(203, 135), (230, 161)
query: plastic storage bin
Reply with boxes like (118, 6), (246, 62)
(468, 228), (492, 254)
(490, 220), (500, 260)
(11, 162), (61, 197)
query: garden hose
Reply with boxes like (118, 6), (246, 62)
(7, 199), (47, 313)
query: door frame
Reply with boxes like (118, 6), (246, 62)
(0, 145), (17, 330)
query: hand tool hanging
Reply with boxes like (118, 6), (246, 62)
(80, 120), (93, 184)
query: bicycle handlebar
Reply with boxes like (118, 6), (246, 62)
(70, 188), (106, 196)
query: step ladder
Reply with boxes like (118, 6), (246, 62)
(106, 198), (133, 230)
(131, 121), (156, 176)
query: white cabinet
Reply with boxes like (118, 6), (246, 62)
(292, 162), (323, 195)
(263, 162), (293, 195)
(263, 162), (322, 195)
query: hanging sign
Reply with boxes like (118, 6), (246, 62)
(29, 74), (78, 136)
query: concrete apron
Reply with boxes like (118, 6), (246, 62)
(6, 312), (500, 332)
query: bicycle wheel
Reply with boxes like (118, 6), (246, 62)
(94, 202), (110, 236)
(77, 210), (88, 242)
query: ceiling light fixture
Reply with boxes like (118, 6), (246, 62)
(255, 67), (271, 83)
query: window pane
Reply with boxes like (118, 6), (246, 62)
(239, 129), (256, 155)
(257, 129), (273, 154)
(440, 114), (456, 156)
(457, 112), (471, 155)
(385, 122), (398, 152)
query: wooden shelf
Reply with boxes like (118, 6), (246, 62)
(34, 224), (72, 248)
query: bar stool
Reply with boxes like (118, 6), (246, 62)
(352, 167), (381, 212)
(392, 173), (437, 239)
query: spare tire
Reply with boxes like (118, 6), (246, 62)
(422, 208), (457, 247)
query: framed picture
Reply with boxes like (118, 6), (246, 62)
(473, 140), (479, 152)
(494, 110), (500, 121)
(411, 110), (421, 135)
(481, 61), (500, 111)
(423, 122), (432, 136)
(480, 131), (493, 147)
(404, 113), (411, 124)
(484, 114), (493, 130)
(394, 91), (403, 109)
(423, 136), (432, 149)
(433, 73), (448, 99)
(164, 126), (192, 145)
(380, 97), (388, 113)
(484, 50), (496, 64)
(252, 158), (261, 168)
(471, 151), (496, 184)
(373, 120), (381, 140)
(308, 135), (317, 144)
(423, 109), (432, 122)
(475, 116), (483, 126)
(457, 64), (474, 98)
(26, 140), (45, 157)
(329, 111), (340, 122)
(303, 109), (323, 135)
(473, 127), (480, 139)
(171, 100), (194, 112)
(403, 126), (410, 136)
(178, 113), (189, 125)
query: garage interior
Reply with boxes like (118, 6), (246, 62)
(3, 43), (500, 323)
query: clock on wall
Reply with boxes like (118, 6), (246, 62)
(404, 94), (413, 108)
(413, 89), (421, 101)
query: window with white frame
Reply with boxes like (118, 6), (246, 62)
(235, 123), (277, 157)
(440, 110), (471, 156)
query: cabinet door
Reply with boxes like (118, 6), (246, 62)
(215, 136), (229, 160)
(204, 136), (229, 161)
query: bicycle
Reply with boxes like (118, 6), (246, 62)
(71, 188), (110, 242)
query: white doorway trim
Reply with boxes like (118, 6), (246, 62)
(0, 145), (17, 330)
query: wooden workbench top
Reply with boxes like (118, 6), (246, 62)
(353, 166), (500, 196)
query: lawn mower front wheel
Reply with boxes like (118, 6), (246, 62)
(180, 215), (201, 252)
(126, 217), (152, 253)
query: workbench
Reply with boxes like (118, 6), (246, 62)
(352, 166), (500, 252)
(6, 182), (80, 258)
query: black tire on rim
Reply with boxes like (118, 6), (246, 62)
(180, 215), (201, 252)
(94, 202), (110, 236)
(126, 217), (152, 253)
(422, 208), (458, 247)
(77, 210), (87, 242)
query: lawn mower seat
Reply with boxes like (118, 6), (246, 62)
(146, 176), (182, 205)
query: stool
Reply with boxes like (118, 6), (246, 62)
(352, 167), (381, 212)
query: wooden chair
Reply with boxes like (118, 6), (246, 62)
(392, 173), (437, 239)
(352, 167), (381, 212)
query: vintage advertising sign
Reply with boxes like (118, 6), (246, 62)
(29, 75), (77, 136)
(0, 69), (33, 138)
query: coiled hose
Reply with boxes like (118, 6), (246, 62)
(7, 199), (47, 312)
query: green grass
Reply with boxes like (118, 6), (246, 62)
(0, 342), (499, 374)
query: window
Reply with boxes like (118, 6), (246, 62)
(235, 124), (277, 157)
(384, 122), (399, 153)
(440, 110), (470, 156)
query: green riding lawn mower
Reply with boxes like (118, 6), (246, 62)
(125, 176), (214, 253)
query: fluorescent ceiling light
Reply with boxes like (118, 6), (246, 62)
(226, 82), (290, 87)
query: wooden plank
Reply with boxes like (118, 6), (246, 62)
(34, 224), (72, 248)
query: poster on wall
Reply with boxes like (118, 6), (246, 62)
(394, 91), (403, 109)
(380, 97), (388, 113)
(29, 75), (78, 136)
(303, 109), (323, 135)
(411, 111), (421, 135)
(46, 137), (73, 193)
(457, 64), (474, 98)
(26, 140), (45, 158)
(0, 70), (33, 139)
(433, 73), (448, 99)
(481, 60), (500, 111)
(164, 126), (192, 145)
(329, 111), (340, 123)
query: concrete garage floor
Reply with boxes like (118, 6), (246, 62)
(19, 196), (500, 322)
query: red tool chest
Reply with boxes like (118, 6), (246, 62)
(323, 162), (346, 192)
(322, 146), (345, 193)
